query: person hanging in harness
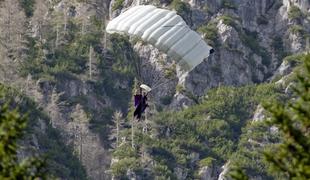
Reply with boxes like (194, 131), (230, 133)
(133, 85), (150, 120)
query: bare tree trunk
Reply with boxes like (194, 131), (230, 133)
(63, 6), (67, 33)
(7, 1), (12, 45)
(55, 24), (59, 48)
(104, 16), (107, 48)
(80, 130), (83, 161)
(113, 111), (122, 147)
(131, 117), (135, 148)
(82, 17), (85, 35)
(306, 37), (310, 53)
(116, 116), (120, 146)
(89, 45), (93, 80)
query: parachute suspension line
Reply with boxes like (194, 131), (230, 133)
(135, 54), (142, 82)
(151, 77), (179, 91)
(130, 50), (142, 82)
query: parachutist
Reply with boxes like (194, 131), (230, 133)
(133, 88), (149, 120)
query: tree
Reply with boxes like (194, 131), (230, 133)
(112, 110), (123, 147)
(264, 54), (310, 179)
(0, 104), (46, 178)
(0, 0), (27, 60)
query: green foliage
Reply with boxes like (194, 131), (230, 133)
(272, 36), (289, 61)
(164, 64), (176, 79)
(221, 0), (237, 10)
(37, 126), (87, 179)
(92, 34), (136, 145)
(283, 53), (304, 66)
(264, 54), (310, 179)
(112, 0), (125, 11)
(239, 29), (271, 66)
(230, 168), (249, 180)
(220, 15), (237, 27)
(175, 84), (185, 93)
(19, 0), (35, 17)
(113, 144), (138, 159)
(199, 157), (216, 167)
(112, 158), (141, 177)
(197, 22), (218, 47)
(20, 11), (104, 79)
(0, 100), (46, 178)
(288, 5), (303, 20)
(229, 121), (280, 179)
(171, 0), (191, 21)
(152, 163), (174, 179)
(0, 84), (87, 179)
(114, 83), (283, 178)
(106, 34), (136, 77)
(289, 25), (305, 35)
(111, 157), (142, 178)
(97, 34), (135, 110)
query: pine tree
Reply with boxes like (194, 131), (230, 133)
(0, 104), (46, 178)
(264, 54), (310, 179)
(112, 110), (123, 147)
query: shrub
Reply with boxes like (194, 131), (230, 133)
(288, 5), (303, 20)
(219, 15), (236, 27)
(112, 0), (124, 11)
(272, 36), (288, 61)
(199, 157), (216, 167)
(197, 22), (218, 47)
(239, 29), (271, 66)
(19, 0), (35, 17)
(171, 0), (191, 22)
(289, 25), (304, 35)
(221, 0), (237, 10)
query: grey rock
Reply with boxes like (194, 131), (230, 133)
(199, 166), (215, 180)
(252, 104), (265, 122)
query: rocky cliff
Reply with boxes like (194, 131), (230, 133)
(110, 0), (309, 109)
(0, 0), (309, 179)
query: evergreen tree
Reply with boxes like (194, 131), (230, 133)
(0, 104), (46, 178)
(264, 54), (310, 179)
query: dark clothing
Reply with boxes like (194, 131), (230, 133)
(134, 94), (142, 107)
(134, 95), (148, 119)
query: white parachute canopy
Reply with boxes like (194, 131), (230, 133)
(106, 5), (214, 71)
(140, 84), (152, 92)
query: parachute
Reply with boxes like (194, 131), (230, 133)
(140, 84), (152, 92)
(106, 5), (214, 71)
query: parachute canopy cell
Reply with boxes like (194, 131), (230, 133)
(106, 5), (214, 71)
(140, 84), (152, 92)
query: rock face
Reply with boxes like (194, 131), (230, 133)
(252, 104), (266, 122)
(1, 0), (112, 179)
(199, 166), (218, 180)
(1, 0), (309, 179)
(116, 0), (310, 108)
(134, 42), (178, 108)
(107, 0), (309, 179)
(27, 76), (112, 180)
(218, 161), (230, 180)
